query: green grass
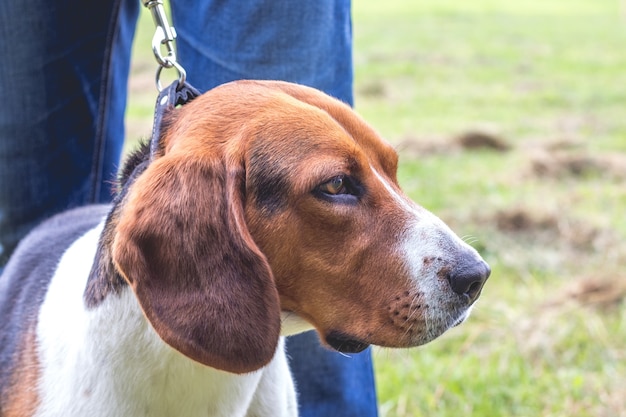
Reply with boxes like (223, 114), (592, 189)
(353, 0), (626, 151)
(351, 1), (626, 415)
(127, 1), (626, 415)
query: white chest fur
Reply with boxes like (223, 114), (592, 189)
(35, 223), (297, 417)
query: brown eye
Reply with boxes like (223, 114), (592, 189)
(320, 176), (347, 195)
(314, 175), (363, 204)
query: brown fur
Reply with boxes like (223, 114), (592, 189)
(3, 326), (40, 417)
(112, 152), (280, 374)
(0, 80), (489, 416)
(110, 80), (439, 371)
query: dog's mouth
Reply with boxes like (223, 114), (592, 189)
(325, 331), (370, 353)
(451, 305), (473, 328)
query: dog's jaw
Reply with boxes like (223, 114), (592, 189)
(280, 311), (314, 336)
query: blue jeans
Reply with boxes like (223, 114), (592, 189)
(0, 1), (377, 415)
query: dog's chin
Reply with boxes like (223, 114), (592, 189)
(451, 305), (474, 328)
(325, 331), (370, 354)
(415, 305), (475, 346)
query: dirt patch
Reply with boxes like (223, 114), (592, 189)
(454, 130), (511, 151)
(396, 134), (450, 156)
(480, 206), (612, 253)
(546, 275), (626, 311)
(528, 149), (626, 180)
(397, 129), (511, 156)
(494, 207), (557, 233)
(566, 276), (626, 309)
(357, 81), (387, 98)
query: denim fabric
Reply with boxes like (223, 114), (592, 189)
(0, 1), (377, 415)
(171, 0), (354, 105)
(0, 0), (138, 266)
(287, 332), (378, 417)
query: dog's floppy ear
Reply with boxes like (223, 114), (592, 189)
(111, 151), (281, 374)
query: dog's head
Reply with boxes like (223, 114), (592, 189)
(111, 80), (490, 374)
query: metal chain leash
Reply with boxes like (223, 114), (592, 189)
(141, 0), (187, 91)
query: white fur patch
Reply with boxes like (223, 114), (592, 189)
(371, 166), (481, 340)
(35, 222), (296, 417)
(280, 312), (314, 336)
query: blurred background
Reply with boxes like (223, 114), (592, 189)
(126, 1), (626, 415)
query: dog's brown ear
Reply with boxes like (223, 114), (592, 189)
(111, 152), (281, 374)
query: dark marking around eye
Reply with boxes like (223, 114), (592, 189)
(250, 173), (289, 214)
(248, 147), (289, 214)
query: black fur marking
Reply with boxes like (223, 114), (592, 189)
(84, 142), (153, 308)
(118, 140), (151, 190)
(247, 142), (290, 215)
(325, 331), (370, 353)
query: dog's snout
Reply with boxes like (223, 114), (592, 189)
(447, 258), (490, 303)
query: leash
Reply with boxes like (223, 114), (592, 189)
(142, 0), (186, 91)
(148, 81), (200, 160)
(140, 0), (201, 160)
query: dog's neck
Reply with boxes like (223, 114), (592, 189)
(83, 142), (152, 308)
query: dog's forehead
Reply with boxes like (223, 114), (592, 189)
(171, 80), (399, 177)
(245, 84), (399, 174)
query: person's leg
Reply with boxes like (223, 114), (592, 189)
(171, 1), (353, 104)
(0, 0), (138, 271)
(171, 2), (377, 416)
(286, 332), (379, 417)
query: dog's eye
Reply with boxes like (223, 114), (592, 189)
(314, 175), (363, 204)
(319, 176), (348, 195)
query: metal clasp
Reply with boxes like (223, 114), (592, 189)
(142, 0), (186, 91)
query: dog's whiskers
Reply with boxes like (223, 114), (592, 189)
(461, 234), (479, 246)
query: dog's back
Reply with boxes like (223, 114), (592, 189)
(0, 205), (109, 415)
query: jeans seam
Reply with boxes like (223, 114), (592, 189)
(91, 0), (123, 204)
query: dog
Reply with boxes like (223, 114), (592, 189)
(0, 80), (490, 417)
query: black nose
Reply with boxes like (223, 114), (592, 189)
(447, 258), (490, 303)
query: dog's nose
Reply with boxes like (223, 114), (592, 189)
(447, 258), (490, 303)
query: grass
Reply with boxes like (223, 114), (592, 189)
(127, 1), (626, 415)
(350, 1), (626, 416)
(353, 0), (626, 151)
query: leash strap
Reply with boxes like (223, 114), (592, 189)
(149, 80), (201, 161)
(141, 0), (201, 160)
